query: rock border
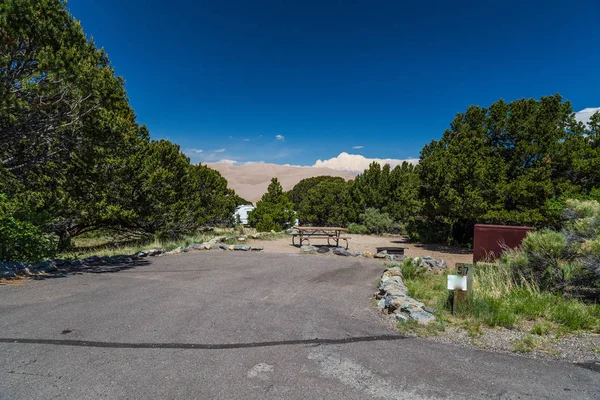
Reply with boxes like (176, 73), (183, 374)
(374, 263), (439, 325)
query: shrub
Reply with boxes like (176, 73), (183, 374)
(401, 258), (427, 280)
(0, 195), (58, 262)
(514, 230), (568, 289)
(347, 223), (368, 234)
(359, 208), (394, 234)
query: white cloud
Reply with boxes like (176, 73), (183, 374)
(215, 159), (237, 165)
(313, 152), (418, 173)
(183, 148), (203, 156)
(243, 138), (250, 141)
(352, 145), (365, 149)
(275, 134), (285, 141)
(575, 107), (600, 125)
(214, 148), (226, 153)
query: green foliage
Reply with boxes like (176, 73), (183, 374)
(347, 223), (368, 234)
(400, 262), (600, 334)
(359, 207), (394, 234)
(248, 178), (295, 232)
(530, 321), (553, 335)
(0, 194), (57, 262)
(0, 1), (246, 260)
(399, 258), (427, 280)
(519, 230), (569, 288)
(414, 95), (599, 244)
(288, 176), (346, 206)
(297, 178), (352, 226)
(499, 199), (600, 289)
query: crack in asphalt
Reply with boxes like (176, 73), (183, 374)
(0, 334), (407, 350)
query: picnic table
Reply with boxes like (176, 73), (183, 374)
(292, 226), (350, 249)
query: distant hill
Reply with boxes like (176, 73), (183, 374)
(206, 163), (355, 204)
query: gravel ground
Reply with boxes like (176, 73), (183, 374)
(426, 326), (600, 364)
(248, 233), (474, 268)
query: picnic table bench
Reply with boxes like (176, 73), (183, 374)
(291, 226), (350, 249)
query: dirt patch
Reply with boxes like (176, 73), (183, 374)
(247, 234), (473, 267)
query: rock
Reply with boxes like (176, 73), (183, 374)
(201, 242), (213, 250)
(2, 270), (16, 278)
(423, 306), (436, 314)
(41, 265), (58, 273)
(353, 252), (361, 257)
(237, 237), (246, 242)
(300, 245), (316, 254)
(188, 243), (203, 250)
(233, 245), (250, 251)
(208, 236), (225, 244)
(383, 267), (402, 278)
(251, 233), (261, 239)
(317, 246), (330, 254)
(395, 313), (410, 323)
(84, 255), (103, 263)
(51, 259), (69, 267)
(166, 246), (185, 255)
(379, 282), (409, 297)
(250, 246), (264, 251)
(385, 275), (403, 285)
(374, 250), (388, 259)
(400, 301), (426, 314)
(409, 311), (436, 325)
(218, 243), (228, 250)
(32, 260), (53, 270)
(388, 296), (410, 312)
(377, 298), (386, 308)
(333, 247), (353, 257)
(362, 252), (373, 258)
(228, 245), (235, 250)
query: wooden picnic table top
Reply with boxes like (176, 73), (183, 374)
(296, 226), (348, 232)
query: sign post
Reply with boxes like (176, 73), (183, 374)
(449, 263), (474, 314)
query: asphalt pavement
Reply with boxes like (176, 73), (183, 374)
(0, 252), (598, 399)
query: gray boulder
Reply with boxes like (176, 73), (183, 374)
(233, 245), (251, 251)
(188, 243), (203, 250)
(250, 246), (264, 251)
(409, 311), (436, 325)
(317, 246), (330, 254)
(333, 247), (353, 257)
(218, 243), (229, 250)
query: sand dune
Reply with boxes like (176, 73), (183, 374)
(206, 163), (355, 204)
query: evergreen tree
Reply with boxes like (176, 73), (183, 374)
(248, 178), (295, 232)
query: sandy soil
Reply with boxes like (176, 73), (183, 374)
(247, 234), (473, 267)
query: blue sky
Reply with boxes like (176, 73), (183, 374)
(68, 0), (599, 171)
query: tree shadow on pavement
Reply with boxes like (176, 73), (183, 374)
(30, 258), (151, 281)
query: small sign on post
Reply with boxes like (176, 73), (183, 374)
(449, 263), (474, 314)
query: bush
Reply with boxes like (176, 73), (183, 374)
(517, 230), (568, 289)
(359, 208), (394, 234)
(0, 195), (57, 262)
(401, 258), (427, 280)
(347, 223), (368, 234)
